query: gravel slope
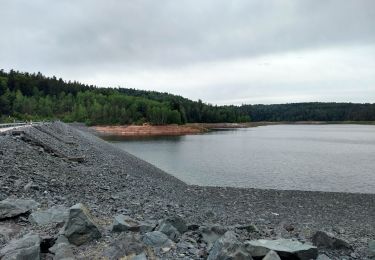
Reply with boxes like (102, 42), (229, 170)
(0, 122), (374, 259)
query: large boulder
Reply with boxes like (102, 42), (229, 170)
(0, 198), (39, 220)
(142, 231), (173, 248)
(63, 203), (101, 246)
(312, 230), (351, 249)
(245, 239), (318, 260)
(208, 231), (252, 260)
(0, 233), (41, 260)
(29, 206), (68, 226)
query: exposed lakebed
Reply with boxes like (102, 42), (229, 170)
(104, 124), (375, 193)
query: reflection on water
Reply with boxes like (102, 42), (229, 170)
(103, 125), (375, 193)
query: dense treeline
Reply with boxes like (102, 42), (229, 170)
(1, 70), (374, 125)
(0, 70), (249, 125)
(241, 103), (375, 122)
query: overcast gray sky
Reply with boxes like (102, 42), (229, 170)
(1, 0), (374, 105)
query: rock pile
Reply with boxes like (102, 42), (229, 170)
(1, 197), (372, 259)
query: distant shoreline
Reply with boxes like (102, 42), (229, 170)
(91, 121), (375, 137)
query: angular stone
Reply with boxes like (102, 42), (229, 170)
(158, 216), (188, 234)
(199, 225), (228, 250)
(29, 206), (68, 226)
(49, 235), (75, 260)
(63, 203), (101, 246)
(142, 231), (173, 248)
(111, 215), (140, 232)
(312, 230), (351, 249)
(0, 223), (21, 244)
(139, 220), (155, 233)
(317, 254), (332, 260)
(245, 239), (318, 260)
(0, 198), (39, 219)
(369, 240), (375, 258)
(235, 224), (259, 233)
(208, 231), (252, 260)
(0, 233), (41, 260)
(263, 250), (281, 260)
(157, 221), (180, 241)
(104, 233), (148, 260)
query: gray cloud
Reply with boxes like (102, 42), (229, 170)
(0, 0), (374, 104)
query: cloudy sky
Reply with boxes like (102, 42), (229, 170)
(1, 0), (374, 105)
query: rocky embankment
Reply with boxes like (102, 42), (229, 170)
(0, 122), (374, 259)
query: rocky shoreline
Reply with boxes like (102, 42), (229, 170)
(0, 122), (374, 259)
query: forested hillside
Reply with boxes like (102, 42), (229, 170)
(0, 70), (249, 125)
(1, 70), (374, 125)
(241, 103), (375, 122)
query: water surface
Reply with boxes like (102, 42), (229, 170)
(104, 125), (375, 193)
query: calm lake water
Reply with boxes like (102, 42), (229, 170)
(104, 125), (375, 193)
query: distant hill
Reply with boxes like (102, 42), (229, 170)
(0, 69), (374, 124)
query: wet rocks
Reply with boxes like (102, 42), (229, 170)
(63, 203), (101, 246)
(142, 231), (173, 247)
(0, 198), (39, 220)
(207, 231), (252, 260)
(29, 206), (68, 226)
(245, 238), (318, 260)
(0, 233), (41, 260)
(312, 230), (351, 249)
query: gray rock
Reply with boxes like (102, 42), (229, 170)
(63, 203), (101, 246)
(0, 198), (39, 219)
(0, 233), (41, 260)
(104, 233), (148, 260)
(157, 221), (180, 241)
(199, 225), (228, 250)
(235, 224), (259, 233)
(132, 252), (148, 260)
(139, 220), (155, 233)
(29, 206), (68, 226)
(158, 216), (188, 234)
(142, 231), (173, 247)
(369, 240), (375, 258)
(312, 230), (351, 249)
(317, 254), (331, 260)
(245, 239), (318, 260)
(263, 250), (281, 260)
(50, 235), (75, 260)
(0, 223), (21, 244)
(208, 231), (252, 260)
(111, 215), (140, 232)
